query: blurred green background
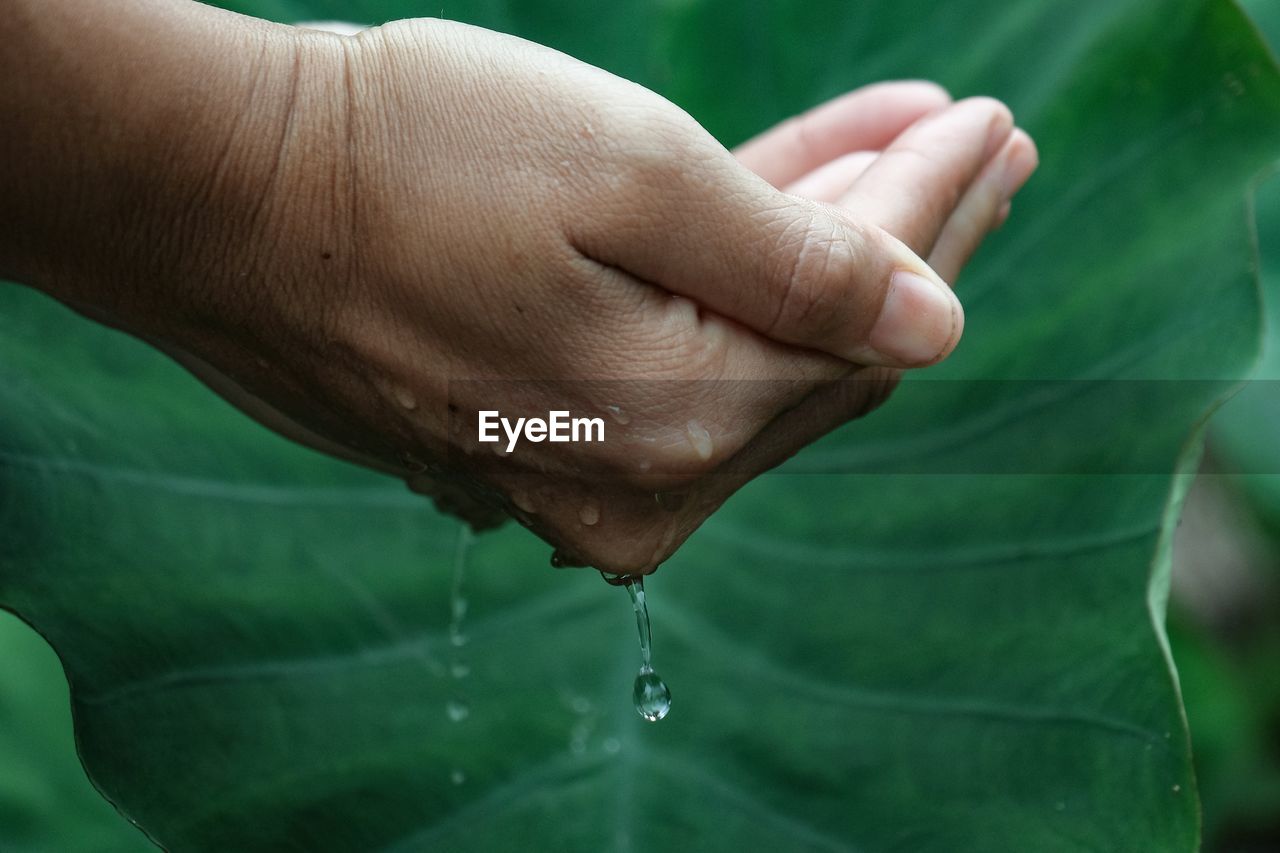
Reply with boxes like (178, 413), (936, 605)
(4, 0), (1280, 850)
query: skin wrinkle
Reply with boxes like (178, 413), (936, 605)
(0, 5), (1035, 572)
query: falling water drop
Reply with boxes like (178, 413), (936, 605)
(604, 574), (672, 722)
(446, 527), (473, 722)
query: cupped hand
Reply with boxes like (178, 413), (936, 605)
(108, 17), (1036, 573)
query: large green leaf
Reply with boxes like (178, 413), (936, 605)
(3, 0), (1280, 849)
(0, 612), (152, 853)
(1211, 0), (1280, 534)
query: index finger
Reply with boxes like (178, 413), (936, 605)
(733, 81), (952, 188)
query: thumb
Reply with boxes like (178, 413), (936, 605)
(573, 153), (963, 368)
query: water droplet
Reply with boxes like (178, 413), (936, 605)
(450, 769), (466, 785)
(637, 459), (652, 473)
(603, 736), (622, 754)
(447, 528), (473, 681)
(569, 696), (592, 715)
(1172, 784), (1181, 794)
(446, 700), (470, 722)
(633, 667), (671, 722)
(1054, 801), (1065, 812)
(393, 387), (418, 411)
(613, 575), (672, 722)
(685, 419), (713, 461)
(605, 405), (631, 425)
(578, 499), (600, 526)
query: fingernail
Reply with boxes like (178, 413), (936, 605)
(867, 271), (962, 366)
(995, 200), (1012, 229)
(979, 102), (1015, 160)
(1000, 135), (1038, 200)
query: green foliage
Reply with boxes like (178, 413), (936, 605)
(3, 0), (1280, 850)
(1167, 2), (1280, 848)
(0, 613), (151, 852)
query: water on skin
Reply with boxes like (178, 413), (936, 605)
(393, 387), (419, 411)
(607, 574), (672, 722)
(685, 419), (713, 461)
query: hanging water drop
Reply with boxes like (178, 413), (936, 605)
(633, 666), (671, 722)
(578, 498), (600, 526)
(608, 574), (672, 722)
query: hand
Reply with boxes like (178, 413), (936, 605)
(2, 5), (1036, 573)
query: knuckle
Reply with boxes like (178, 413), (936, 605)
(768, 212), (853, 343)
(611, 104), (714, 193)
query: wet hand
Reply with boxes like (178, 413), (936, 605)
(30, 12), (1035, 572)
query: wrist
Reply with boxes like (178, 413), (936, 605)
(0, 1), (344, 341)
